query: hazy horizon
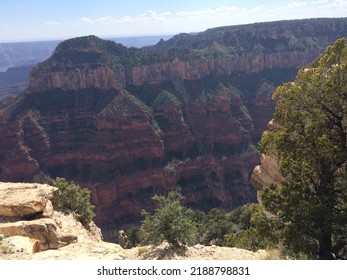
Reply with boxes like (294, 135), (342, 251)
(0, 33), (175, 45)
(1, 0), (347, 43)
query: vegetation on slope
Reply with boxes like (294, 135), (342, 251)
(52, 177), (95, 225)
(140, 191), (197, 248)
(136, 191), (278, 254)
(148, 18), (347, 56)
(41, 35), (203, 70)
(152, 90), (181, 109)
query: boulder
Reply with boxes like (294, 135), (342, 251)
(0, 182), (56, 218)
(0, 218), (77, 250)
(40, 200), (54, 218)
(118, 230), (128, 249)
(2, 236), (41, 253)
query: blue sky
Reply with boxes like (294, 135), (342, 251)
(1, 0), (346, 42)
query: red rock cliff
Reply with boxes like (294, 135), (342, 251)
(28, 50), (319, 93)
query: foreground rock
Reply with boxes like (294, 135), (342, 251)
(0, 182), (55, 217)
(1, 240), (271, 260)
(0, 182), (273, 260)
(0, 211), (107, 258)
(0, 217), (77, 250)
(0, 182), (91, 253)
(0, 236), (41, 254)
(129, 242), (269, 260)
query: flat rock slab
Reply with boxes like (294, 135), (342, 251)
(0, 182), (56, 217)
(0, 218), (77, 250)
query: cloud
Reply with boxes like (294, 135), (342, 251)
(45, 21), (63, 26)
(74, 10), (172, 26)
(248, 5), (267, 13)
(279, 1), (307, 9)
(174, 5), (267, 23)
(80, 17), (94, 24)
(136, 10), (171, 23)
(311, 0), (329, 3)
(324, 0), (347, 7)
(175, 6), (240, 20)
(97, 16), (116, 24)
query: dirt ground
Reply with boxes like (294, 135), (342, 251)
(1, 239), (272, 260)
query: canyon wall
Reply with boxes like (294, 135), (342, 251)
(1, 18), (347, 241)
(28, 50), (319, 93)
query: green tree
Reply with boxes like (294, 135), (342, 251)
(226, 204), (278, 251)
(139, 191), (197, 248)
(52, 177), (95, 225)
(199, 208), (233, 245)
(259, 38), (347, 259)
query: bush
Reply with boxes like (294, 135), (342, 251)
(126, 227), (141, 248)
(225, 204), (278, 251)
(52, 177), (95, 225)
(198, 208), (234, 245)
(139, 191), (197, 248)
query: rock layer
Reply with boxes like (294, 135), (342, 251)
(28, 51), (319, 94)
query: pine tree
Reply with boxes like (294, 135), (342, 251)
(259, 38), (347, 259)
(140, 191), (197, 248)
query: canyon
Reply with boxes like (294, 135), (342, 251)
(1, 18), (347, 241)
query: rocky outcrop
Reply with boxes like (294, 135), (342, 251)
(0, 182), (55, 217)
(251, 154), (283, 192)
(0, 182), (83, 251)
(0, 236), (41, 254)
(0, 218), (77, 250)
(250, 119), (284, 202)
